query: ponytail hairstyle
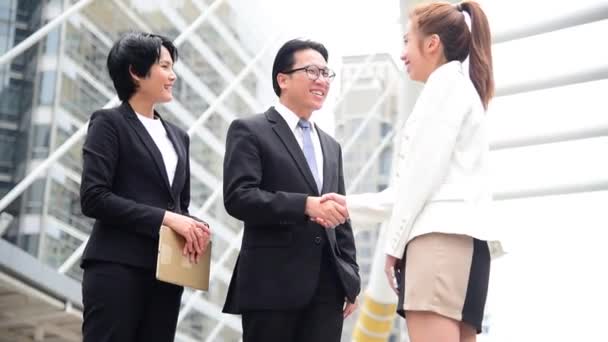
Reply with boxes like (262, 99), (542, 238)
(411, 1), (494, 109)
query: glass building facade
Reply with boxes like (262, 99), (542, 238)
(0, 0), (42, 220)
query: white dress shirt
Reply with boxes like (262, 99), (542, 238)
(274, 101), (324, 188)
(346, 61), (502, 258)
(136, 113), (178, 186)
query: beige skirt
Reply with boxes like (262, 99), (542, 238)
(396, 233), (490, 333)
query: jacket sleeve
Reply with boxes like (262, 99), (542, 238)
(180, 133), (191, 217)
(80, 110), (165, 238)
(346, 187), (396, 224)
(384, 72), (470, 258)
(223, 119), (308, 225)
(335, 145), (360, 295)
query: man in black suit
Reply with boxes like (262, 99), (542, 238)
(222, 39), (360, 342)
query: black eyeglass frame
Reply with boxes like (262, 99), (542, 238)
(282, 65), (336, 82)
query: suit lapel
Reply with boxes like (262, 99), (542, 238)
(316, 126), (335, 195)
(159, 115), (185, 198)
(122, 102), (173, 195)
(316, 126), (340, 250)
(267, 108), (320, 195)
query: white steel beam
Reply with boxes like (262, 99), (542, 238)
(195, 186), (221, 215)
(172, 62), (238, 124)
(0, 0), (95, 66)
(68, 13), (113, 48)
(496, 64), (608, 97)
(494, 179), (608, 201)
(57, 239), (87, 274)
(0, 272), (71, 313)
(192, 0), (266, 81)
(493, 2), (608, 43)
(186, 32), (284, 135)
(160, 4), (262, 111)
(0, 212), (14, 236)
(174, 0), (229, 47)
(47, 216), (88, 242)
(491, 123), (608, 150)
(62, 55), (114, 99)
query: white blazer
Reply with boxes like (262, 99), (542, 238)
(347, 61), (502, 258)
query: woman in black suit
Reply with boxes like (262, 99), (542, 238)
(79, 32), (211, 342)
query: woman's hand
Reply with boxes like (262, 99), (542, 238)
(343, 297), (358, 318)
(311, 193), (349, 228)
(163, 211), (211, 263)
(385, 254), (400, 295)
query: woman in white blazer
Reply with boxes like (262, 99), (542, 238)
(318, 2), (500, 341)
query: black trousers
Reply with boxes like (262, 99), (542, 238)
(81, 261), (183, 342)
(242, 248), (346, 342)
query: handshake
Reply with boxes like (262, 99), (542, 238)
(305, 193), (348, 229)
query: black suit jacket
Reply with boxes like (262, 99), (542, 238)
(222, 107), (360, 314)
(80, 102), (192, 270)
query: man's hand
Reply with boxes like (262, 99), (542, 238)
(343, 297), (358, 318)
(320, 193), (346, 206)
(305, 196), (347, 229)
(163, 211), (211, 263)
(312, 193), (348, 227)
(385, 254), (400, 295)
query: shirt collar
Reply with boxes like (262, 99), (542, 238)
(274, 101), (316, 133)
(135, 111), (160, 122)
(429, 60), (463, 82)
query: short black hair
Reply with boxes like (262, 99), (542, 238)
(271, 39), (329, 97)
(106, 32), (178, 101)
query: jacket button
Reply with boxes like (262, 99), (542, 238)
(314, 236), (322, 245)
(168, 202), (175, 210)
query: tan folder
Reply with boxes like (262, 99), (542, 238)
(156, 225), (211, 291)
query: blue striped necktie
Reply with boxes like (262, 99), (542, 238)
(297, 119), (321, 192)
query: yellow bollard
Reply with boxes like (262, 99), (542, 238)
(352, 294), (397, 341)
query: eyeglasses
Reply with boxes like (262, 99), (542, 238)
(282, 65), (336, 82)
